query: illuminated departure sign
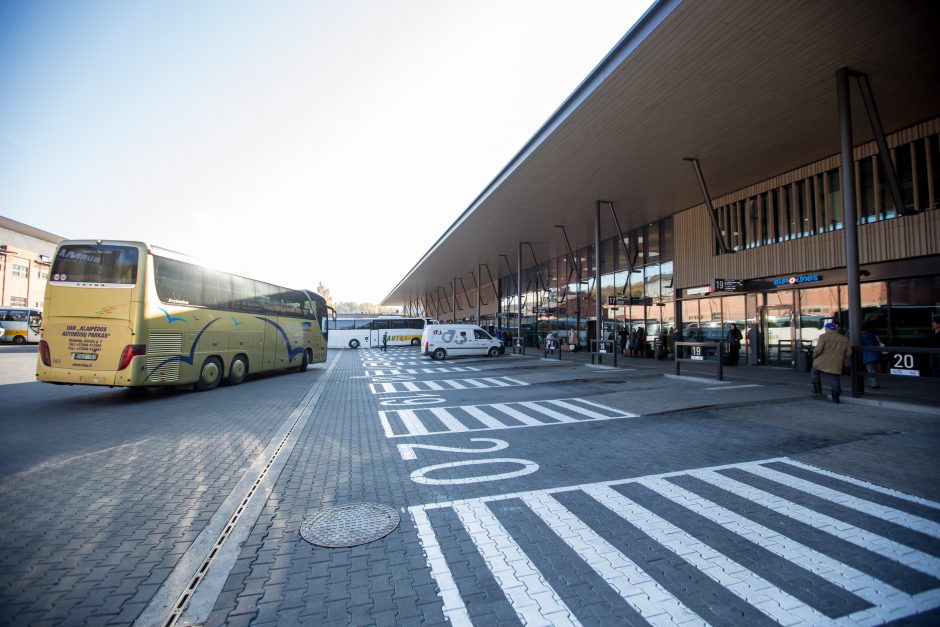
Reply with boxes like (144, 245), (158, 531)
(711, 278), (745, 292)
(773, 274), (822, 286)
(607, 296), (654, 306)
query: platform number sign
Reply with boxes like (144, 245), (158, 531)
(889, 352), (920, 376)
(690, 346), (704, 361)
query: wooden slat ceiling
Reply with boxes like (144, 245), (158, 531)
(383, 0), (940, 306)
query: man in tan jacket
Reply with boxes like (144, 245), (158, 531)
(811, 322), (852, 403)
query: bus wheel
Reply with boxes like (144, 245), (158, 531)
(432, 348), (446, 361)
(13, 335), (25, 345)
(349, 339), (360, 349)
(225, 355), (247, 385)
(297, 350), (310, 372)
(195, 357), (223, 391)
(411, 338), (420, 346)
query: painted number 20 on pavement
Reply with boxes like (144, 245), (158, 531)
(397, 438), (539, 485)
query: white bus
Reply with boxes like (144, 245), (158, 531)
(328, 316), (435, 349)
(0, 307), (42, 344)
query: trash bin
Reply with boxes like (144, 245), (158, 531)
(797, 349), (812, 372)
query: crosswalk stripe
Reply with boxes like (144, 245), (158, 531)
(460, 406), (509, 429)
(489, 403), (546, 426)
(462, 379), (489, 388)
(410, 458), (940, 626)
(689, 469), (940, 577)
(442, 380), (467, 389)
(544, 399), (622, 420)
(638, 477), (908, 607)
(423, 381), (444, 391)
(740, 462), (940, 539)
(453, 501), (580, 627)
(402, 382), (421, 392)
(519, 493), (704, 626)
(781, 459), (940, 511)
(583, 484), (835, 625)
(396, 410), (430, 436)
(519, 401), (577, 423)
(427, 408), (469, 432)
(410, 508), (472, 625)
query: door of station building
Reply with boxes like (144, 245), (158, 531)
(758, 305), (795, 367)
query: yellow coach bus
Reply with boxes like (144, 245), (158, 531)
(36, 240), (328, 390)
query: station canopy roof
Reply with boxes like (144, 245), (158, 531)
(382, 0), (940, 306)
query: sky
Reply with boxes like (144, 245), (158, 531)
(1, 0), (653, 304)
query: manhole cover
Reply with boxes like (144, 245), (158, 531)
(299, 503), (400, 548)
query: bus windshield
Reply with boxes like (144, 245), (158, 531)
(50, 245), (139, 285)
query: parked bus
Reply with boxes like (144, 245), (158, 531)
(0, 307), (42, 344)
(36, 240), (328, 390)
(328, 316), (435, 349)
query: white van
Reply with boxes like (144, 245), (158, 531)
(421, 324), (503, 360)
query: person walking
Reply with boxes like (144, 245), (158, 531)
(618, 326), (628, 356)
(861, 325), (882, 388)
(726, 323), (743, 366)
(635, 326), (647, 358)
(811, 322), (852, 403)
(381, 332), (388, 352)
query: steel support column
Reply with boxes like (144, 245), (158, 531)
(517, 243), (524, 354)
(853, 71), (906, 217)
(683, 157), (731, 254)
(594, 202), (602, 353)
(838, 67), (863, 397)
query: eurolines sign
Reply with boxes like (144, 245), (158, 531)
(773, 274), (822, 286)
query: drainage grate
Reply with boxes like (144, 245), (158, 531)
(300, 503), (400, 548)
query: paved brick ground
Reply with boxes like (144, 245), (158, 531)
(2, 345), (938, 625)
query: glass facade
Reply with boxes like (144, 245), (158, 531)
(494, 217), (674, 350)
(715, 132), (940, 253)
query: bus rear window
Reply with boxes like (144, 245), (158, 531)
(51, 245), (139, 285)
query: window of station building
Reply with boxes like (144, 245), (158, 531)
(778, 185), (794, 241)
(12, 264), (27, 278)
(10, 296), (26, 307)
(796, 178), (811, 236)
(661, 216), (674, 261)
(859, 157), (877, 224)
(886, 276), (940, 346)
(930, 135), (940, 210)
(896, 145), (916, 214)
(826, 169), (843, 231)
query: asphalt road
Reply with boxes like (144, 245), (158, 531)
(1, 345), (938, 626)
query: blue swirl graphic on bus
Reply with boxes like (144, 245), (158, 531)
(158, 307), (187, 324)
(257, 317), (307, 361)
(144, 318), (219, 381)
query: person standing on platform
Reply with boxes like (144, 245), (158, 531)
(381, 332), (388, 352)
(861, 325), (882, 388)
(811, 322), (852, 403)
(618, 326), (628, 356)
(726, 323), (743, 366)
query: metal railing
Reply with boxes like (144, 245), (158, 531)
(674, 341), (724, 381)
(589, 339), (618, 366)
(849, 345), (940, 394)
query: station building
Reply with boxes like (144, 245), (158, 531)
(0, 216), (64, 310)
(383, 0), (940, 375)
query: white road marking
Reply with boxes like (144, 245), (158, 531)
(739, 462), (940, 539)
(689, 469), (940, 577)
(410, 457), (940, 626)
(453, 501), (580, 626)
(638, 477), (909, 607)
(519, 492), (705, 626)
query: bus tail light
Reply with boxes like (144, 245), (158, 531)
(118, 344), (146, 370)
(39, 340), (51, 366)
